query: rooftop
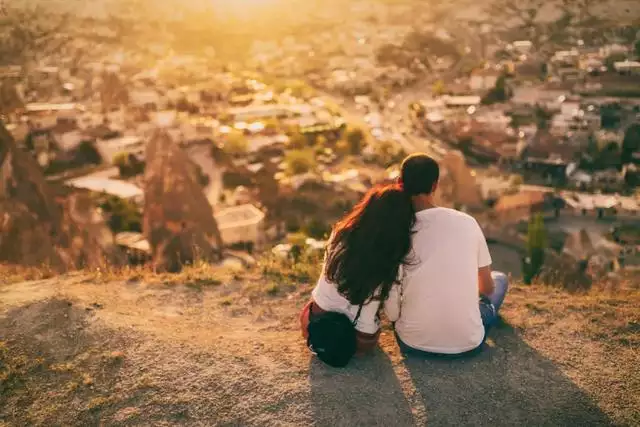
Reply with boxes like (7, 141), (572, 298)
(494, 190), (547, 212)
(215, 204), (265, 229)
(115, 232), (151, 253)
(65, 176), (144, 200)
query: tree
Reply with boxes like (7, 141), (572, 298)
(74, 141), (102, 166)
(622, 124), (640, 165)
(288, 132), (308, 149)
(303, 218), (331, 240)
(99, 196), (142, 234)
(113, 152), (144, 177)
(481, 74), (511, 105)
(223, 132), (249, 156)
(345, 127), (365, 155)
(285, 150), (316, 175)
(523, 213), (547, 284)
(635, 39), (640, 57)
(534, 105), (553, 130)
(604, 53), (627, 72)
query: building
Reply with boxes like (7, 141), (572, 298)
(115, 231), (151, 264)
(214, 204), (266, 249)
(441, 95), (482, 109)
(96, 135), (145, 164)
(493, 190), (548, 222)
(613, 60), (640, 76)
(25, 103), (83, 129)
(65, 176), (144, 204)
(469, 69), (501, 92)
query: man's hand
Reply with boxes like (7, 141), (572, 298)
(478, 265), (495, 298)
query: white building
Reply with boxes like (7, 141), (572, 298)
(469, 69), (501, 92)
(65, 176), (144, 204)
(96, 135), (145, 164)
(215, 204), (266, 248)
(613, 60), (640, 76)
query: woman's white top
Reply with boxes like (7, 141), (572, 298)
(311, 272), (382, 335)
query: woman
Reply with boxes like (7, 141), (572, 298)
(300, 183), (415, 355)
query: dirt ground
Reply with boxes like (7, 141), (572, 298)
(0, 272), (638, 426)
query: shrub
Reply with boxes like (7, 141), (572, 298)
(223, 132), (249, 156)
(285, 149), (316, 175)
(302, 218), (331, 240)
(523, 213), (547, 284)
(288, 132), (308, 149)
(113, 152), (144, 178)
(75, 140), (102, 165)
(99, 196), (142, 234)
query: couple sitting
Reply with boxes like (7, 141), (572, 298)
(300, 153), (508, 367)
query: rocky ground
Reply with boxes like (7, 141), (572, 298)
(0, 266), (638, 426)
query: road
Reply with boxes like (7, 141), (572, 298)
(321, 89), (446, 160)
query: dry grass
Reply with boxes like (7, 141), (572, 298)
(0, 261), (638, 425)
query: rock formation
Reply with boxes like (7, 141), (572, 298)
(0, 122), (121, 270)
(143, 129), (224, 272)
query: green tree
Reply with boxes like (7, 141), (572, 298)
(604, 53), (627, 72)
(223, 132), (249, 156)
(303, 218), (331, 240)
(285, 150), (316, 175)
(481, 74), (511, 105)
(534, 105), (553, 130)
(635, 39), (640, 57)
(523, 213), (547, 284)
(113, 152), (144, 177)
(622, 124), (640, 165)
(74, 141), (102, 165)
(99, 196), (142, 234)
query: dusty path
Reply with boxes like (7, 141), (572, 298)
(0, 275), (638, 426)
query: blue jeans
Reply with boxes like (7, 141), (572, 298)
(479, 271), (509, 328)
(396, 271), (509, 358)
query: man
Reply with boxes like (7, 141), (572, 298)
(386, 153), (509, 356)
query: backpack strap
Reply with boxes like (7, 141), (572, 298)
(308, 300), (364, 328)
(352, 304), (364, 327)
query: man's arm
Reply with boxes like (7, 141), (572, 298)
(384, 284), (401, 322)
(478, 265), (495, 298)
(476, 221), (494, 298)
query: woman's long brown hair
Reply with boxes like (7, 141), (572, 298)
(325, 183), (415, 306)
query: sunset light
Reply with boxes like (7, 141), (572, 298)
(1, 0), (640, 423)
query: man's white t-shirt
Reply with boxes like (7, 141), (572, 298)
(385, 207), (492, 354)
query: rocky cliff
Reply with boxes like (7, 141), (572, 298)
(0, 122), (121, 270)
(143, 129), (224, 272)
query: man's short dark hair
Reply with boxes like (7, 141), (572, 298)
(400, 153), (440, 196)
